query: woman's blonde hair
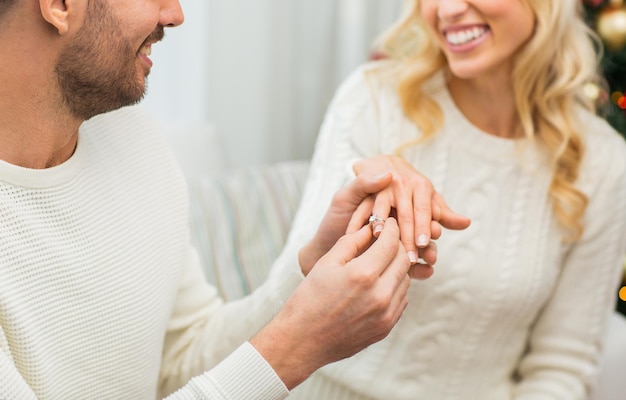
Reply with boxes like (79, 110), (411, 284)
(375, 0), (601, 240)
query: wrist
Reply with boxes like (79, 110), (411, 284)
(250, 312), (320, 390)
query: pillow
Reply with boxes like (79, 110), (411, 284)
(187, 160), (310, 301)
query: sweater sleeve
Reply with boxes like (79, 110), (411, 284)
(157, 243), (302, 398)
(513, 133), (626, 399)
(164, 342), (288, 400)
(0, 338), (38, 400)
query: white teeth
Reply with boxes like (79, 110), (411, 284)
(139, 45), (152, 56)
(445, 27), (487, 46)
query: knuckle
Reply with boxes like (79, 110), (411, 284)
(413, 177), (433, 191)
(379, 312), (395, 331)
(373, 291), (392, 310)
(414, 203), (431, 214)
(398, 214), (415, 224)
(349, 268), (377, 288)
(394, 174), (410, 186)
(381, 306), (403, 333)
(399, 262), (411, 281)
(402, 275), (411, 291)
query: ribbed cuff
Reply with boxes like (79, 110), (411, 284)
(203, 342), (289, 400)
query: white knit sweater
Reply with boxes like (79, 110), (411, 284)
(278, 65), (626, 400)
(0, 106), (300, 400)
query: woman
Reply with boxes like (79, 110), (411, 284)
(277, 0), (626, 398)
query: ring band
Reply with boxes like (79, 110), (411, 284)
(368, 214), (385, 225)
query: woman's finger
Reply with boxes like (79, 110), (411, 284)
(407, 263), (434, 280)
(412, 181), (434, 248)
(433, 192), (471, 230)
(369, 191), (393, 238)
(418, 241), (437, 266)
(396, 190), (418, 264)
(430, 220), (442, 240)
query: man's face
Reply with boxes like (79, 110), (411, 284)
(55, 1), (164, 120)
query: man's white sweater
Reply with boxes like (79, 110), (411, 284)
(0, 106), (298, 400)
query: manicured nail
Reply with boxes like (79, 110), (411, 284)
(373, 225), (383, 236)
(408, 251), (418, 264)
(417, 234), (428, 247)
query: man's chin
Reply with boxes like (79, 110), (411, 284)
(78, 93), (146, 121)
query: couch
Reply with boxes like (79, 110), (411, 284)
(166, 121), (626, 400)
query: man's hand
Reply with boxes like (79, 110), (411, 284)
(298, 172), (393, 276)
(251, 218), (410, 390)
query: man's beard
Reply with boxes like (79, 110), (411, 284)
(55, 2), (162, 120)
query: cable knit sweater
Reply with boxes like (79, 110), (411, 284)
(0, 106), (299, 400)
(279, 65), (626, 400)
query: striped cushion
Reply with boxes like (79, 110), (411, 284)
(188, 160), (310, 301)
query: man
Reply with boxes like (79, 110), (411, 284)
(0, 1), (466, 399)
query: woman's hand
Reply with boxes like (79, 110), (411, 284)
(348, 155), (471, 276)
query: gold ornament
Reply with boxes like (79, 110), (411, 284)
(583, 83), (601, 102)
(597, 5), (626, 51)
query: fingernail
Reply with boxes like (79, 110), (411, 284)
(407, 251), (418, 264)
(373, 225), (383, 236)
(417, 234), (428, 247)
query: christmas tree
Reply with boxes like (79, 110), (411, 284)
(583, 0), (626, 137)
(582, 0), (626, 315)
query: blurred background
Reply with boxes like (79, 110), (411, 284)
(142, 0), (404, 170)
(143, 0), (626, 169)
(582, 0), (626, 317)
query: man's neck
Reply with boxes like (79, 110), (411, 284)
(0, 13), (83, 169)
(0, 92), (82, 169)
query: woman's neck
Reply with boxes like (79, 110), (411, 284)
(447, 74), (521, 139)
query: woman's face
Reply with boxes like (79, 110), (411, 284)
(419, 0), (535, 80)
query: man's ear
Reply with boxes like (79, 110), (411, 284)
(39, 0), (77, 35)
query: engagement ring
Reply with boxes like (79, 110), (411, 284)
(368, 214), (385, 225)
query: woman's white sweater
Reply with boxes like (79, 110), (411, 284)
(279, 65), (626, 400)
